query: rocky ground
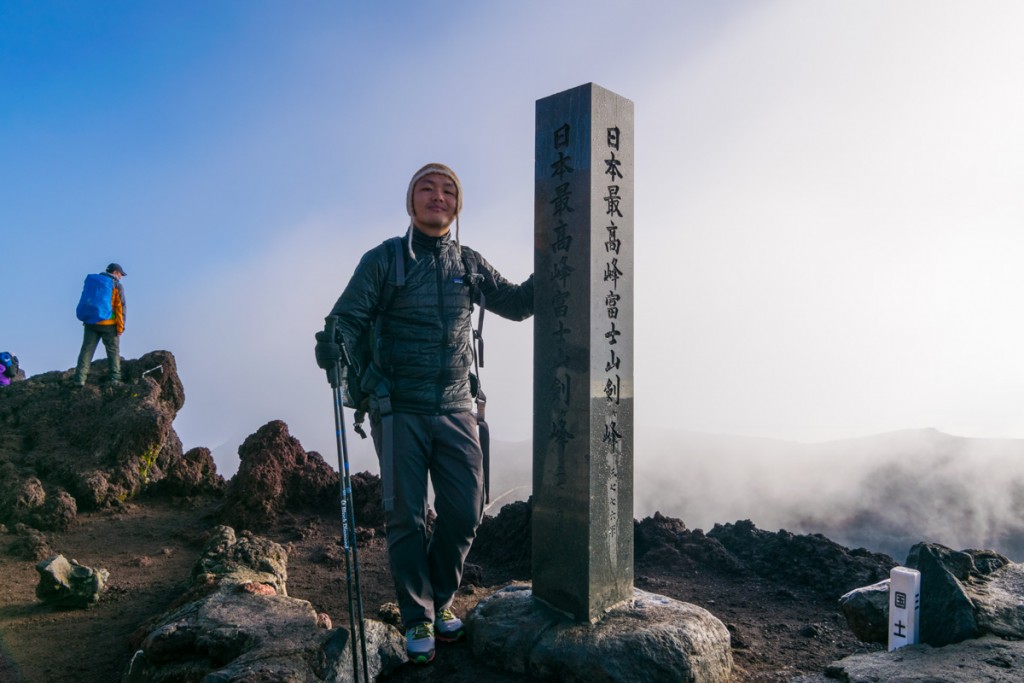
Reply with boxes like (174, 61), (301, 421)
(0, 490), (890, 683)
(0, 357), (896, 681)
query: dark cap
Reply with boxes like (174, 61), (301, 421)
(106, 263), (127, 276)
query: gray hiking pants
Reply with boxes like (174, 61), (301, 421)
(74, 325), (120, 384)
(370, 410), (484, 630)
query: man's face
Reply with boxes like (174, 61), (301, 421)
(411, 173), (458, 236)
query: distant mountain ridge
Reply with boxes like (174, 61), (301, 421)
(485, 427), (1024, 562)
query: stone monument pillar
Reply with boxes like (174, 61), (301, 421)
(532, 83), (634, 622)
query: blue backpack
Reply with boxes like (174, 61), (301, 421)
(0, 352), (18, 379)
(76, 273), (115, 324)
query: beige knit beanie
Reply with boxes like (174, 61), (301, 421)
(406, 163), (463, 218)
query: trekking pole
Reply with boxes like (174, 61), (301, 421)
(471, 297), (490, 504)
(325, 316), (370, 683)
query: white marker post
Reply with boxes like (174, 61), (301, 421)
(888, 566), (921, 651)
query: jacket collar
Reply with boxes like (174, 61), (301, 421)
(411, 226), (452, 253)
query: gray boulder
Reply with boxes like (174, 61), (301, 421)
(965, 559), (1024, 640)
(468, 584), (733, 682)
(839, 579), (889, 643)
(35, 554), (109, 608)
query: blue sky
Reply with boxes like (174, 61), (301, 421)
(3, 1), (1024, 477)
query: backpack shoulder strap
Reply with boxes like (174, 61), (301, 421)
(371, 236), (407, 358)
(460, 247), (484, 304)
(390, 235), (406, 287)
(377, 236), (405, 315)
(460, 247), (486, 369)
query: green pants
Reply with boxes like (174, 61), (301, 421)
(75, 325), (121, 384)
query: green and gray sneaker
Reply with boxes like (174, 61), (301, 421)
(434, 608), (465, 642)
(405, 622), (435, 664)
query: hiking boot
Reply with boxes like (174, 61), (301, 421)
(434, 608), (464, 642)
(405, 622), (435, 664)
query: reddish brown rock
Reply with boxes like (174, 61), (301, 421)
(219, 421), (339, 531)
(0, 350), (220, 532)
(157, 446), (224, 496)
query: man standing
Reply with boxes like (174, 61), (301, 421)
(315, 164), (533, 664)
(74, 262), (127, 386)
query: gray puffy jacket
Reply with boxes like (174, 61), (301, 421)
(329, 228), (534, 415)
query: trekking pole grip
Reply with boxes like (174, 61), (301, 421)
(324, 316), (342, 389)
(325, 315), (339, 340)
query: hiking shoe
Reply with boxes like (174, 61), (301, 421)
(405, 622), (435, 664)
(434, 608), (464, 642)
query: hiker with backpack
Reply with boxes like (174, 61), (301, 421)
(315, 163), (534, 665)
(73, 263), (127, 386)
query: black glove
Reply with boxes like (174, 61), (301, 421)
(314, 331), (342, 370)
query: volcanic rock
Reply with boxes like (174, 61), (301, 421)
(124, 523), (405, 682)
(469, 499), (532, 582)
(219, 421), (340, 531)
(469, 584), (733, 682)
(7, 523), (53, 561)
(907, 542), (986, 645)
(156, 446), (222, 497)
(635, 512), (743, 573)
(708, 519), (895, 596)
(219, 421), (385, 533)
(190, 525), (290, 596)
(349, 470), (385, 530)
(0, 351), (223, 532)
(35, 554), (109, 608)
(838, 579), (889, 643)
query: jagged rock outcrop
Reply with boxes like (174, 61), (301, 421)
(219, 421), (340, 531)
(469, 499), (532, 581)
(124, 524), (405, 683)
(0, 351), (224, 533)
(156, 446), (222, 497)
(635, 512), (744, 573)
(35, 554), (109, 608)
(707, 519), (896, 596)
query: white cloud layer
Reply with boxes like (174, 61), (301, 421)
(4, 1), (1024, 485)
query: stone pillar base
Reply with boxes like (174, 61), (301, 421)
(467, 584), (733, 682)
